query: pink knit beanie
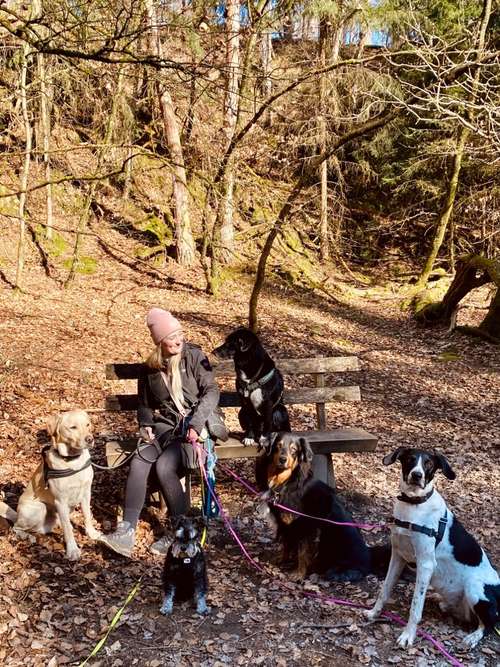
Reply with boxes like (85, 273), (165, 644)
(146, 307), (182, 345)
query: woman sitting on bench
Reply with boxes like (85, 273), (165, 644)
(99, 307), (227, 558)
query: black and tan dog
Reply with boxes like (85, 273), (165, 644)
(256, 432), (389, 581)
(212, 328), (290, 446)
(160, 516), (209, 615)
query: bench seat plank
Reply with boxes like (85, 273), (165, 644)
(105, 356), (360, 380)
(105, 386), (361, 412)
(104, 427), (377, 467)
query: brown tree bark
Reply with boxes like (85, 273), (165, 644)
(218, 0), (240, 265)
(15, 38), (32, 289)
(146, 0), (196, 266)
(416, 254), (499, 343)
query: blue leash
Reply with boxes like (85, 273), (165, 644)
(202, 436), (219, 519)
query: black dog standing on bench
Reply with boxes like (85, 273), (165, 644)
(213, 328), (290, 446)
(160, 516), (209, 616)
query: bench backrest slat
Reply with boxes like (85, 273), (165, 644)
(105, 385), (361, 412)
(105, 356), (360, 380)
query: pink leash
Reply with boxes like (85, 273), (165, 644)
(217, 460), (389, 532)
(192, 440), (464, 667)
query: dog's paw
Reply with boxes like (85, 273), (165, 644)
(66, 546), (81, 561)
(13, 528), (35, 543)
(86, 527), (102, 540)
(289, 570), (306, 583)
(242, 437), (257, 446)
(364, 608), (380, 623)
(463, 629), (483, 649)
(396, 627), (416, 648)
(257, 435), (269, 451)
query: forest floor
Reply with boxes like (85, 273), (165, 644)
(0, 247), (499, 667)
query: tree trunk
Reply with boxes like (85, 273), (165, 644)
(416, 0), (492, 288)
(416, 129), (467, 288)
(478, 288), (500, 341)
(15, 39), (32, 289)
(38, 50), (53, 240)
(33, 0), (53, 240)
(158, 89), (196, 265)
(146, 0), (196, 266)
(318, 19), (331, 263)
(218, 0), (240, 265)
(415, 255), (499, 343)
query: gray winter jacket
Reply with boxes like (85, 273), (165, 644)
(137, 343), (220, 435)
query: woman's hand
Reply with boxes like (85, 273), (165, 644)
(140, 426), (154, 441)
(187, 427), (199, 443)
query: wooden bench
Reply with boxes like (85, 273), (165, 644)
(103, 356), (377, 494)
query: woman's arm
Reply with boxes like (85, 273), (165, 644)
(137, 376), (156, 428)
(188, 349), (220, 434)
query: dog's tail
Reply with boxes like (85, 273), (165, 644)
(369, 543), (391, 577)
(0, 501), (17, 523)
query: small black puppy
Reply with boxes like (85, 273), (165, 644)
(160, 516), (209, 615)
(213, 328), (290, 445)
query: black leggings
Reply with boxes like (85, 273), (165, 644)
(123, 439), (187, 527)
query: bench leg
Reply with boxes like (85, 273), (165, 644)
(312, 454), (336, 489)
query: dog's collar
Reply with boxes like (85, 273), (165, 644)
(240, 367), (275, 396)
(42, 445), (91, 487)
(397, 488), (434, 504)
(393, 510), (448, 547)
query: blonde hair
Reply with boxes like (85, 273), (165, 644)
(146, 344), (185, 412)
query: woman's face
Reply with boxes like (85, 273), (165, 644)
(161, 330), (184, 357)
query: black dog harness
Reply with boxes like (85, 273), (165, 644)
(393, 490), (448, 547)
(42, 445), (92, 487)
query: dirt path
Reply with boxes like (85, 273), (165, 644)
(0, 261), (498, 667)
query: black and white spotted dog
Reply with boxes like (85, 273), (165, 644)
(366, 448), (499, 649)
(213, 328), (290, 446)
(160, 516), (209, 616)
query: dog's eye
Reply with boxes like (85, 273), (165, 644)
(424, 459), (433, 469)
(70, 425), (78, 430)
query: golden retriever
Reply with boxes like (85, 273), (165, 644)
(0, 410), (100, 560)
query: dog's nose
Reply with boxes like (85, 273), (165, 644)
(411, 470), (423, 481)
(278, 456), (287, 466)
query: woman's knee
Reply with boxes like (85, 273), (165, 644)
(129, 450), (155, 479)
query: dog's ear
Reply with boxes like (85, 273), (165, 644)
(298, 437), (313, 464)
(434, 453), (456, 480)
(46, 413), (61, 438)
(382, 447), (407, 466)
(237, 335), (252, 353)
